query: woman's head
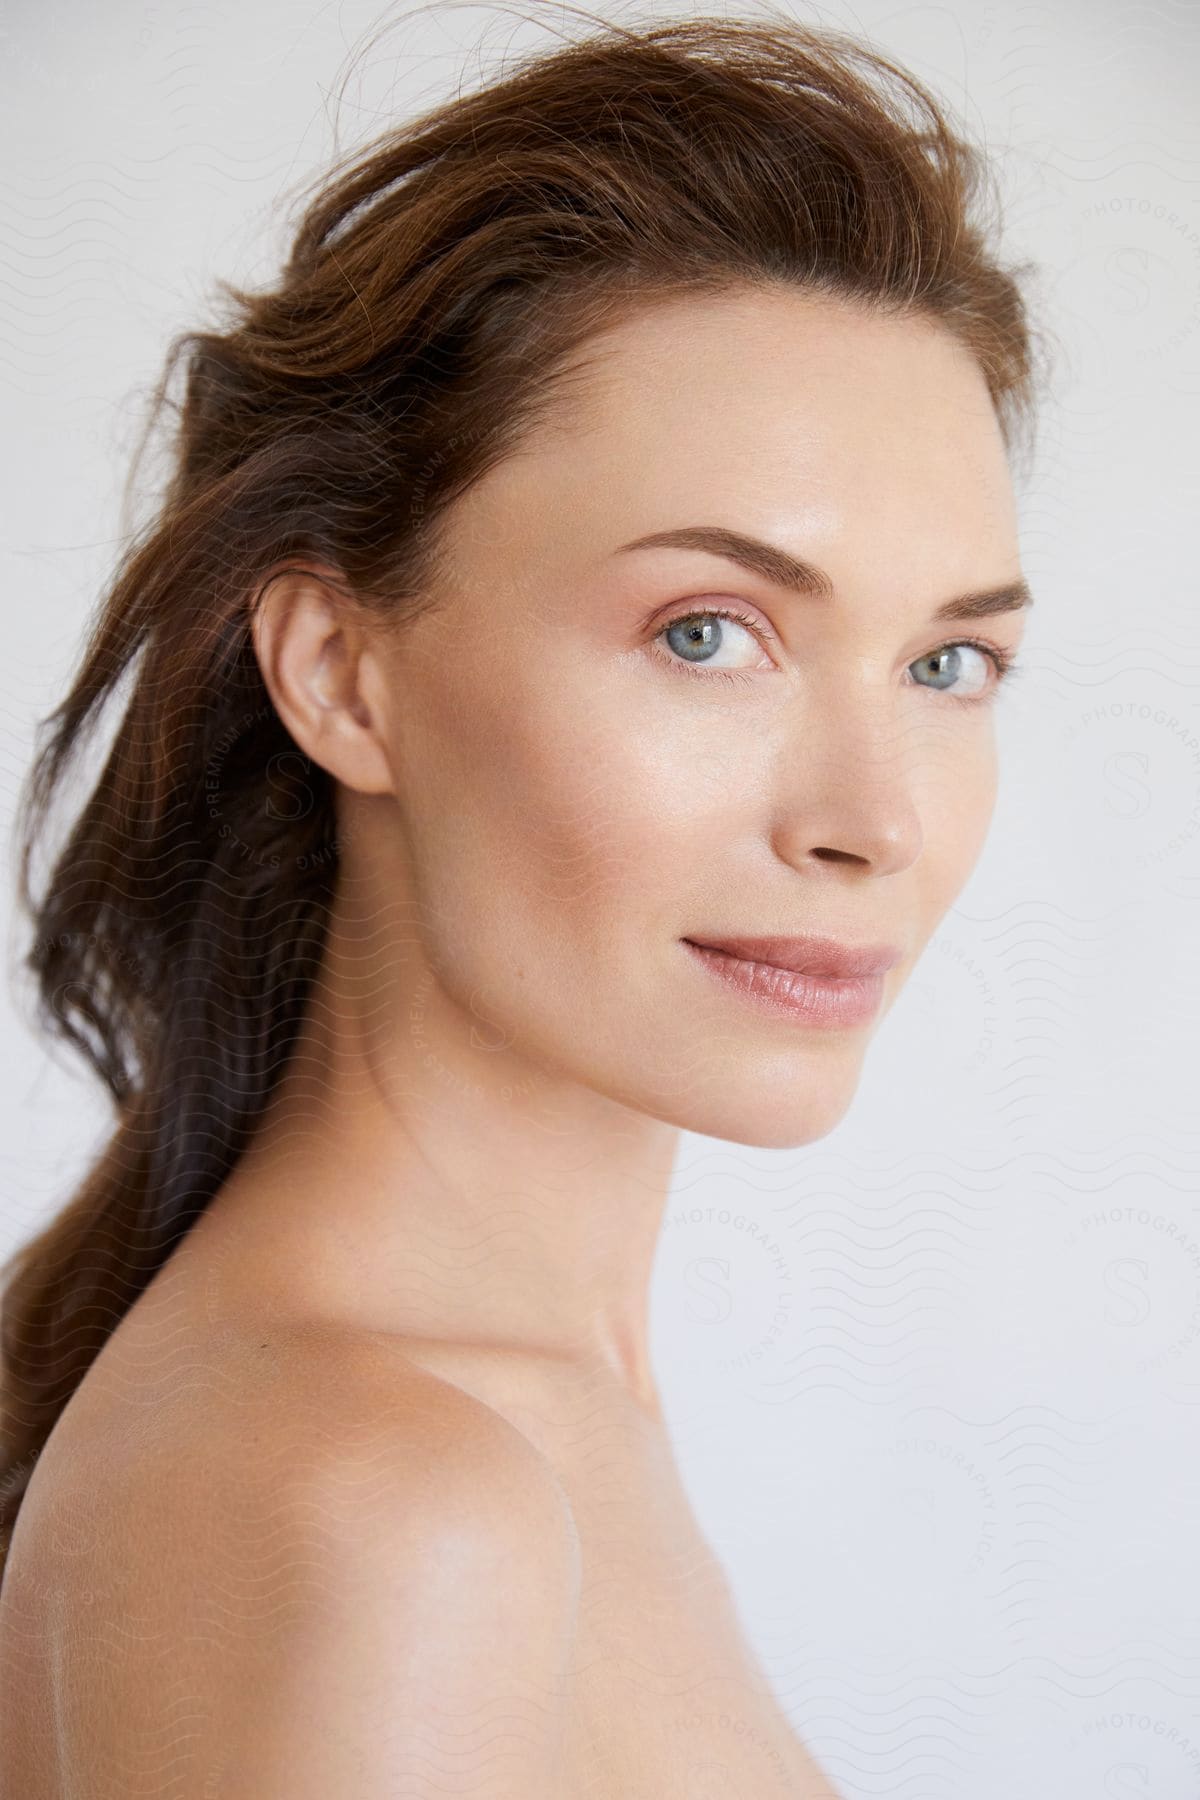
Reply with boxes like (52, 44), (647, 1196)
(260, 281), (1029, 1154)
(0, 8), (1043, 1566)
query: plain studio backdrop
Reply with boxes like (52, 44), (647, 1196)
(2, 0), (1198, 1793)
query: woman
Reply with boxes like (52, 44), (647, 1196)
(0, 10), (1041, 1795)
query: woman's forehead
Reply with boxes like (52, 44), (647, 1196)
(481, 292), (1009, 520)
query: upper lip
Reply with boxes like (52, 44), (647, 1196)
(682, 934), (903, 979)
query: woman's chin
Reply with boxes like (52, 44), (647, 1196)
(669, 1077), (862, 1151)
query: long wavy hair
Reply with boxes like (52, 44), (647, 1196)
(0, 6), (1044, 1578)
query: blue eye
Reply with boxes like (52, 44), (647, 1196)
(653, 607), (770, 682)
(908, 640), (1019, 704)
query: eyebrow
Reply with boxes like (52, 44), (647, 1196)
(615, 525), (1034, 623)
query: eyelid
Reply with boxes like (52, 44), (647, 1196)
(649, 594), (776, 635)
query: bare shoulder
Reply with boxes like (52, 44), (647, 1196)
(243, 1321), (581, 1543)
(27, 1323), (581, 1798)
(97, 1316), (579, 1548)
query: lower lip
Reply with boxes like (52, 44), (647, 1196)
(681, 939), (887, 1028)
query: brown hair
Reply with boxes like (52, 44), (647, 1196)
(0, 6), (1044, 1577)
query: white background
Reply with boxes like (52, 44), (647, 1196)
(3, 1), (1199, 1793)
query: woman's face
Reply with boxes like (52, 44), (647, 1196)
(356, 286), (1029, 1150)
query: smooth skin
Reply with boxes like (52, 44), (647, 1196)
(0, 284), (1030, 1797)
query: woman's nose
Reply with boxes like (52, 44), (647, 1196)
(770, 707), (926, 878)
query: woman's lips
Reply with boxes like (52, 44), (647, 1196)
(682, 934), (902, 978)
(680, 935), (898, 1027)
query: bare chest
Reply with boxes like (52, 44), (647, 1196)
(558, 1536), (831, 1799)
(409, 1351), (839, 1799)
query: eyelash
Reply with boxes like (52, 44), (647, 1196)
(651, 604), (1024, 705)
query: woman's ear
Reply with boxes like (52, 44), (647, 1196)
(249, 563), (397, 797)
